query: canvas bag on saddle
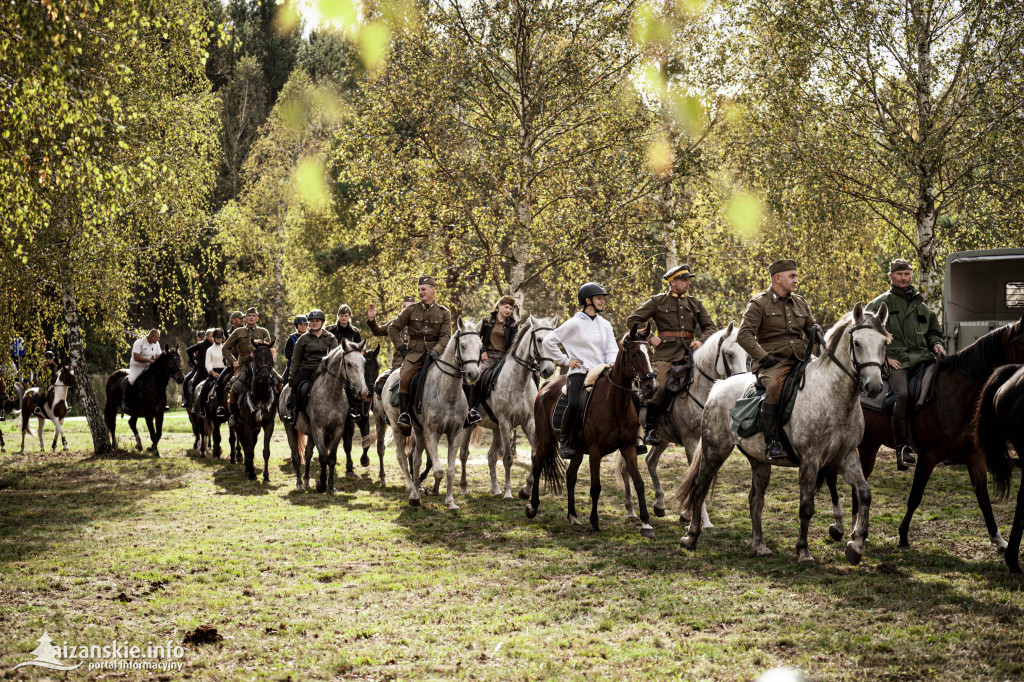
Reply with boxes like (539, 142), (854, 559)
(729, 362), (803, 439)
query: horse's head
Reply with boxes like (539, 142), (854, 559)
(56, 364), (77, 389)
(363, 344), (381, 388)
(251, 342), (275, 384)
(527, 314), (559, 379)
(158, 346), (185, 384)
(339, 339), (368, 400)
(453, 317), (483, 386)
(1004, 312), (1024, 364)
(624, 323), (657, 400)
(715, 321), (749, 378)
(846, 302), (890, 397)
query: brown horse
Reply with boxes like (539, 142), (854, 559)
(825, 314), (1024, 550)
(525, 324), (658, 537)
(20, 365), (77, 453)
(974, 364), (1024, 572)
(104, 347), (184, 456)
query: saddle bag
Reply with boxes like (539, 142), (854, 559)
(665, 357), (693, 394)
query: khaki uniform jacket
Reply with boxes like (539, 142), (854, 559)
(866, 286), (944, 369)
(367, 317), (409, 367)
(388, 302), (452, 365)
(625, 293), (717, 363)
(222, 325), (272, 365)
(737, 289), (817, 372)
(289, 331), (339, 383)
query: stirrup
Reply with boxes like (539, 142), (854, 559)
(636, 440), (647, 455)
(559, 436), (575, 460)
(215, 406), (226, 418)
(466, 408), (481, 426)
(643, 428), (660, 446)
(765, 440), (787, 461)
(896, 445), (916, 470)
(282, 411), (296, 425)
(397, 413), (412, 435)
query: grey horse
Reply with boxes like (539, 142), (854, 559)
(675, 303), (890, 565)
(458, 315), (558, 500)
(277, 339), (368, 493)
(381, 318), (483, 509)
(618, 323), (748, 526)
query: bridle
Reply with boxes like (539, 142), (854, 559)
(323, 345), (366, 395)
(511, 325), (557, 375)
(821, 319), (887, 386)
(606, 338), (657, 393)
(433, 330), (481, 378)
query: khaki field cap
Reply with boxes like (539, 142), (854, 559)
(230, 311), (244, 320)
(890, 258), (912, 273)
(418, 275), (437, 287)
(664, 264), (694, 281)
(245, 307), (258, 315)
(768, 259), (798, 276)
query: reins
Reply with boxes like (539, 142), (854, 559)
(432, 330), (481, 378)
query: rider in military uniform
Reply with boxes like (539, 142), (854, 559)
(282, 309), (338, 424)
(388, 276), (452, 435)
(222, 307), (277, 427)
(866, 258), (946, 470)
(367, 296), (416, 379)
(737, 259), (819, 461)
(625, 264), (717, 446)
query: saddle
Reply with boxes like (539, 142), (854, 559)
(729, 362), (804, 459)
(550, 365), (607, 432)
(405, 352), (439, 424)
(466, 357), (507, 422)
(374, 370), (392, 397)
(859, 361), (937, 415)
(295, 378), (315, 413)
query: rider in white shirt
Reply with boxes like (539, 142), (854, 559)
(124, 329), (162, 411)
(542, 282), (618, 458)
(197, 328), (226, 417)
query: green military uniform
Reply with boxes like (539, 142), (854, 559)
(389, 299), (452, 395)
(289, 331), (339, 381)
(368, 317), (410, 369)
(737, 287), (817, 405)
(223, 321), (273, 394)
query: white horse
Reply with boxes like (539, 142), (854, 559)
(675, 303), (889, 565)
(21, 365), (76, 453)
(381, 319), (483, 509)
(618, 323), (748, 526)
(457, 315), (558, 500)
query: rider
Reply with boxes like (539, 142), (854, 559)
(282, 309), (338, 424)
(282, 315), (308, 384)
(542, 283), (618, 459)
(466, 295), (519, 426)
(123, 329), (162, 412)
(388, 276), (452, 436)
(181, 329), (212, 408)
(327, 304), (362, 344)
(737, 259), (819, 461)
(625, 264), (717, 446)
(31, 350), (59, 416)
(367, 296), (416, 377)
(196, 328), (226, 418)
(222, 307), (276, 427)
(228, 310), (244, 332)
(866, 258), (946, 470)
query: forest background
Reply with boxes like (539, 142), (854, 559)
(3, 0), (1023, 452)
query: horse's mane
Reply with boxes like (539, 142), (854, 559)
(938, 324), (1008, 382)
(510, 317), (533, 353)
(824, 315), (851, 359)
(693, 326), (726, 368)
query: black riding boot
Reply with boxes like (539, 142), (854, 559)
(643, 402), (665, 446)
(397, 393), (412, 435)
(892, 416), (916, 470)
(762, 403), (786, 461)
(282, 393), (297, 425)
(228, 396), (240, 428)
(559, 421), (576, 460)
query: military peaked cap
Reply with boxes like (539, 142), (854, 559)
(664, 264), (694, 281)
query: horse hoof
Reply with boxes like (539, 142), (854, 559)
(316, 481), (327, 493)
(845, 542), (863, 566)
(587, 528), (601, 537)
(567, 514), (582, 526)
(503, 493), (514, 502)
(525, 504), (537, 519)
(798, 552), (816, 564)
(360, 454), (370, 467)
(409, 498), (421, 507)
(345, 470), (356, 479)
(640, 527), (656, 539)
(753, 545), (773, 557)
(518, 489), (529, 500)
(327, 487), (336, 495)
(447, 503), (460, 512)
(680, 535), (697, 550)
(828, 525), (844, 542)
(702, 521), (715, 530)
(296, 482), (303, 490)
(898, 540), (911, 550)
(653, 506), (666, 518)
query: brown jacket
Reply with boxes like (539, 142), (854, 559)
(387, 302), (452, 365)
(737, 289), (817, 371)
(625, 293), (717, 363)
(367, 316), (409, 367)
(222, 324), (272, 365)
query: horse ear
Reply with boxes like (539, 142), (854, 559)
(853, 301), (864, 323)
(875, 302), (889, 328)
(726, 321), (735, 335)
(357, 339), (366, 350)
(629, 323), (639, 340)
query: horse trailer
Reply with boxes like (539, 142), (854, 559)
(944, 248), (1024, 353)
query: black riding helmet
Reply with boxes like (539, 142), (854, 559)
(294, 315), (308, 327)
(307, 309), (326, 322)
(44, 350), (55, 359)
(577, 282), (609, 307)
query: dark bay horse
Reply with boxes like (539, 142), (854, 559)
(825, 314), (1024, 550)
(20, 365), (77, 453)
(236, 343), (279, 482)
(974, 364), (1024, 572)
(526, 324), (658, 538)
(104, 347), (184, 456)
(340, 345), (381, 477)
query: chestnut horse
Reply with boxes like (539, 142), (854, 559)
(104, 347), (184, 456)
(825, 314), (1024, 550)
(525, 324), (658, 538)
(20, 365), (77, 453)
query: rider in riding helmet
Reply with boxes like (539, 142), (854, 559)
(466, 295), (519, 426)
(282, 309), (338, 425)
(542, 283), (619, 459)
(222, 307), (277, 427)
(197, 329), (226, 418)
(283, 315), (308, 384)
(327, 304), (362, 344)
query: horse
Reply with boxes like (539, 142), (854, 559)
(526, 324), (659, 538)
(617, 323), (748, 526)
(1, 378), (23, 454)
(236, 342), (279, 482)
(454, 314), (558, 500)
(277, 339), (367, 493)
(824, 313), (1024, 550)
(675, 303), (890, 564)
(974, 364), (1024, 572)
(20, 365), (77, 453)
(339, 345), (381, 478)
(380, 319), (483, 509)
(104, 346), (184, 456)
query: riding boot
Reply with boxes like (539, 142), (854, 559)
(464, 408), (482, 428)
(762, 403), (786, 461)
(282, 392), (297, 425)
(892, 416), (916, 470)
(228, 393), (240, 428)
(397, 393), (412, 436)
(643, 401), (665, 446)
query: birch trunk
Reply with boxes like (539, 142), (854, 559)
(508, 0), (534, 314)
(912, 0), (939, 309)
(61, 284), (112, 454)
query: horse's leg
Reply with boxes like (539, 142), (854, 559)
(312, 427), (330, 493)
(374, 413), (387, 486)
(965, 447), (1008, 551)
(897, 457), (939, 548)
(262, 421), (273, 484)
(444, 427), (461, 511)
(647, 443), (670, 519)
(619, 455), (637, 520)
(303, 436), (315, 490)
(499, 421), (516, 501)
(823, 467), (845, 541)
(623, 446), (654, 538)
(394, 432), (420, 505)
(342, 416), (356, 478)
(748, 460), (774, 557)
(587, 451), (603, 536)
(153, 412), (164, 457)
(851, 440), (880, 528)
(37, 416), (45, 451)
(518, 418), (537, 501)
(839, 450), (871, 566)
(795, 461), (821, 563)
(565, 453), (584, 526)
(327, 431), (343, 494)
(1005, 468), (1024, 574)
(422, 430), (444, 499)
(487, 428), (502, 496)
(286, 427), (302, 489)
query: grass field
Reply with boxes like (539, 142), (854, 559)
(1, 412), (1022, 680)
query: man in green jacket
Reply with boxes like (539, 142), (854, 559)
(866, 258), (947, 470)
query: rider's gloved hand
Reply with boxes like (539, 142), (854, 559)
(759, 354), (781, 369)
(428, 349), (440, 361)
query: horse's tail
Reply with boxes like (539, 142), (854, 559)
(362, 430), (376, 449)
(469, 425), (484, 448)
(297, 432), (307, 461)
(538, 443), (565, 495)
(670, 439), (706, 518)
(614, 452), (626, 490)
(974, 365), (1018, 500)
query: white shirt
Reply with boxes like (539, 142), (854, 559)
(205, 343), (225, 374)
(128, 337), (162, 384)
(542, 311), (618, 376)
